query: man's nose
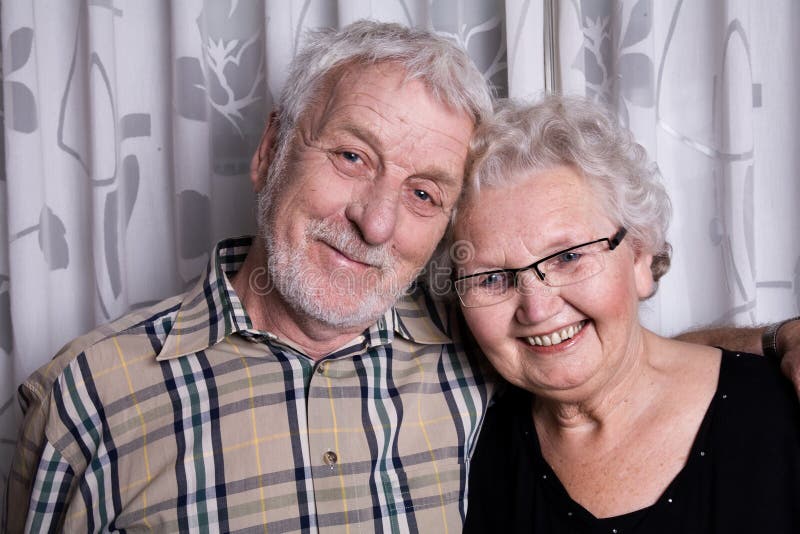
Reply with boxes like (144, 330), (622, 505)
(344, 179), (400, 245)
(514, 271), (563, 325)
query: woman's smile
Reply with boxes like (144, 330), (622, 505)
(522, 319), (587, 348)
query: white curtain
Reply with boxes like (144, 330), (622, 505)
(1, 0), (798, 522)
(545, 0), (800, 335)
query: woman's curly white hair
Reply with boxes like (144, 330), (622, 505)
(465, 95), (672, 284)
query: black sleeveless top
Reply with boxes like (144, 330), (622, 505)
(464, 351), (800, 533)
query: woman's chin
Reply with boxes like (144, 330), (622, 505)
(502, 365), (596, 399)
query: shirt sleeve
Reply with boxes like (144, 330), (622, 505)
(5, 369), (81, 533)
(5, 380), (51, 533)
(23, 441), (75, 533)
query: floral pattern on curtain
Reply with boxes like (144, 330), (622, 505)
(553, 0), (799, 334)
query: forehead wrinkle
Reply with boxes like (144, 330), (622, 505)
(327, 99), (469, 155)
(456, 194), (552, 272)
(305, 69), (394, 139)
(458, 214), (513, 273)
(326, 80), (472, 149)
(325, 88), (403, 129)
(315, 99), (403, 154)
(318, 66), (472, 144)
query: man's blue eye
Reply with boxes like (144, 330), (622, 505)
(414, 189), (431, 202)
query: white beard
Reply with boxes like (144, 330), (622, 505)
(256, 152), (409, 329)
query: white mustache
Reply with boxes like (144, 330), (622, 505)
(307, 220), (393, 269)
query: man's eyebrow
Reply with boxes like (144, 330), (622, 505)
(338, 122), (385, 153)
(416, 167), (462, 190)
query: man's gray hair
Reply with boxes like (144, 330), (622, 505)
(466, 95), (672, 283)
(276, 19), (493, 145)
(259, 20), (493, 300)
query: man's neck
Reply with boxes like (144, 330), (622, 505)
(230, 240), (372, 360)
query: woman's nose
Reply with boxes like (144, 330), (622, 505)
(514, 270), (563, 325)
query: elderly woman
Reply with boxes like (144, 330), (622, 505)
(456, 96), (800, 533)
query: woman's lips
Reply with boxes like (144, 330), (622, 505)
(521, 320), (588, 348)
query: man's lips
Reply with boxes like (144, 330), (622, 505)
(307, 219), (392, 269)
(323, 241), (378, 268)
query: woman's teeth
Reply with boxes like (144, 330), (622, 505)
(526, 321), (585, 347)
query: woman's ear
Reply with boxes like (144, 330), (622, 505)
(633, 250), (655, 299)
(250, 111), (280, 193)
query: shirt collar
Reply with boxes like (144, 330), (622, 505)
(157, 237), (254, 360)
(157, 237), (452, 361)
(391, 283), (453, 345)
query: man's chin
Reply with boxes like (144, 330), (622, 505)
(287, 291), (398, 330)
(263, 238), (410, 329)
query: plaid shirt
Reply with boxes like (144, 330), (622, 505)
(6, 237), (492, 533)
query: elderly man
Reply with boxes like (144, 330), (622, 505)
(7, 21), (490, 533)
(6, 20), (800, 533)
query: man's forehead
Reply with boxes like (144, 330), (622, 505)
(316, 62), (472, 129)
(325, 60), (422, 97)
(308, 65), (473, 157)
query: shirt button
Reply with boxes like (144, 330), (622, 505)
(323, 450), (338, 467)
(317, 362), (328, 374)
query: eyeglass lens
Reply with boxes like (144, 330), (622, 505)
(457, 240), (611, 307)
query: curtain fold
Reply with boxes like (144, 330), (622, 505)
(1, 1), (797, 525)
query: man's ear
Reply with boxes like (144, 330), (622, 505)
(250, 111), (280, 193)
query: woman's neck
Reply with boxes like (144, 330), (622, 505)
(533, 328), (662, 437)
(529, 334), (722, 519)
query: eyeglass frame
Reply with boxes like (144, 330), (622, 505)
(453, 228), (628, 307)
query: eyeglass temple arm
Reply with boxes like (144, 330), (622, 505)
(609, 228), (627, 250)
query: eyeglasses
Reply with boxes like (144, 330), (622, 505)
(454, 228), (627, 308)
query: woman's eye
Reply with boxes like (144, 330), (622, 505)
(478, 272), (508, 288)
(557, 252), (582, 263)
